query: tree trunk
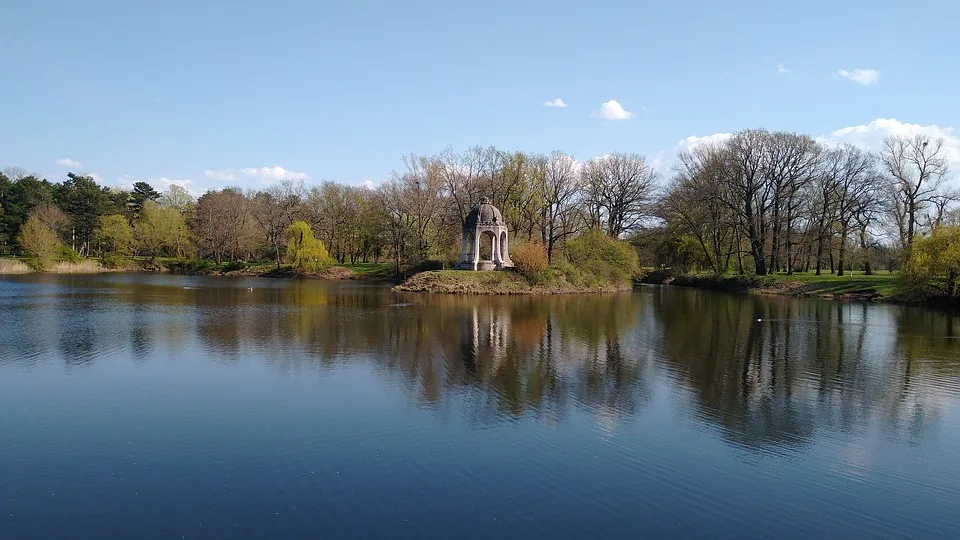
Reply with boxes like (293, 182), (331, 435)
(837, 223), (848, 277)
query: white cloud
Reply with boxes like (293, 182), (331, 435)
(777, 63), (790, 74)
(199, 165), (309, 185)
(836, 68), (880, 85)
(239, 166), (309, 183)
(56, 157), (82, 168)
(204, 169), (237, 181)
(817, 118), (960, 169)
(362, 180), (376, 190)
(88, 173), (104, 183)
(543, 98), (567, 108)
(594, 100), (633, 121)
(676, 132), (734, 153)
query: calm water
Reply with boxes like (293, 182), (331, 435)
(1, 274), (959, 539)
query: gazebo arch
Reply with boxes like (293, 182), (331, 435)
(457, 198), (514, 271)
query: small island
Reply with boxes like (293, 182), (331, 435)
(395, 198), (637, 295)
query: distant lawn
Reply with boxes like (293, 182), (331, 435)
(342, 262), (393, 277)
(767, 271), (898, 297)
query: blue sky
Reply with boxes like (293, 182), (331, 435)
(2, 0), (958, 193)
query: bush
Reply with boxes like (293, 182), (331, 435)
(101, 253), (127, 269)
(221, 260), (246, 273)
(57, 245), (82, 263)
(562, 229), (640, 285)
(511, 240), (548, 276)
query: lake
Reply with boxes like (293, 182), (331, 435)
(1, 274), (959, 539)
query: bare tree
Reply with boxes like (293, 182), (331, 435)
(2, 166), (29, 182)
(580, 153), (657, 237)
(537, 151), (582, 262)
(720, 130), (773, 275)
(251, 179), (304, 269)
(881, 135), (951, 247)
(663, 144), (736, 273)
(829, 145), (882, 276)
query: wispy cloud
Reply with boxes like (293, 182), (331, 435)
(543, 98), (567, 108)
(777, 63), (790, 75)
(202, 166), (308, 184)
(594, 100), (633, 121)
(836, 68), (880, 85)
(239, 166), (309, 183)
(56, 157), (82, 168)
(204, 169), (237, 181)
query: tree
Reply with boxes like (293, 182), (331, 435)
(54, 172), (110, 255)
(285, 220), (334, 273)
(131, 182), (161, 215)
(193, 188), (252, 264)
(881, 135), (951, 247)
(662, 144), (736, 273)
(900, 226), (960, 300)
(95, 214), (134, 257)
(134, 201), (189, 262)
(251, 180), (304, 269)
(1, 175), (55, 250)
(581, 153), (657, 237)
(159, 184), (195, 212)
(17, 212), (62, 268)
(828, 145), (881, 276)
(537, 151), (582, 262)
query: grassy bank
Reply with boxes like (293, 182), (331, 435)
(395, 270), (633, 295)
(643, 270), (899, 301)
(0, 256), (395, 281)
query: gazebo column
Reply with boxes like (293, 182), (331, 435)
(472, 232), (481, 270)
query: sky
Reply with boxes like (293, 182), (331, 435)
(2, 0), (959, 194)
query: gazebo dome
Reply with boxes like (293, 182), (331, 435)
(465, 197), (504, 227)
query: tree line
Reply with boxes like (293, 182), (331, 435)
(1, 130), (954, 275)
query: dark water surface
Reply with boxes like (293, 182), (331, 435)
(2, 274), (959, 539)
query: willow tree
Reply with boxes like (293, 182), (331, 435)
(285, 220), (334, 273)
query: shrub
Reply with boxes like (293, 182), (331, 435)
(101, 253), (127, 269)
(221, 260), (246, 273)
(563, 229), (640, 285)
(17, 214), (62, 269)
(511, 240), (549, 278)
(57, 245), (82, 263)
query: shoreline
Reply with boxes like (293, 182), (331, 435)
(639, 271), (957, 309)
(394, 270), (633, 295)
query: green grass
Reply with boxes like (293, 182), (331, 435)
(766, 271), (898, 297)
(395, 269), (633, 295)
(341, 262), (393, 278)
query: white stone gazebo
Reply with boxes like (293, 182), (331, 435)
(456, 198), (514, 271)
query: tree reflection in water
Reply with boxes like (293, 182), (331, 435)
(2, 275), (958, 450)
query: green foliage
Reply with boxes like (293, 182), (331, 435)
(562, 229), (641, 286)
(285, 221), (334, 273)
(95, 214), (134, 256)
(1, 175), (55, 249)
(17, 213), (61, 269)
(899, 227), (960, 300)
(100, 253), (127, 269)
(54, 173), (110, 250)
(221, 260), (247, 272)
(131, 182), (160, 214)
(134, 201), (190, 260)
(57, 245), (82, 263)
